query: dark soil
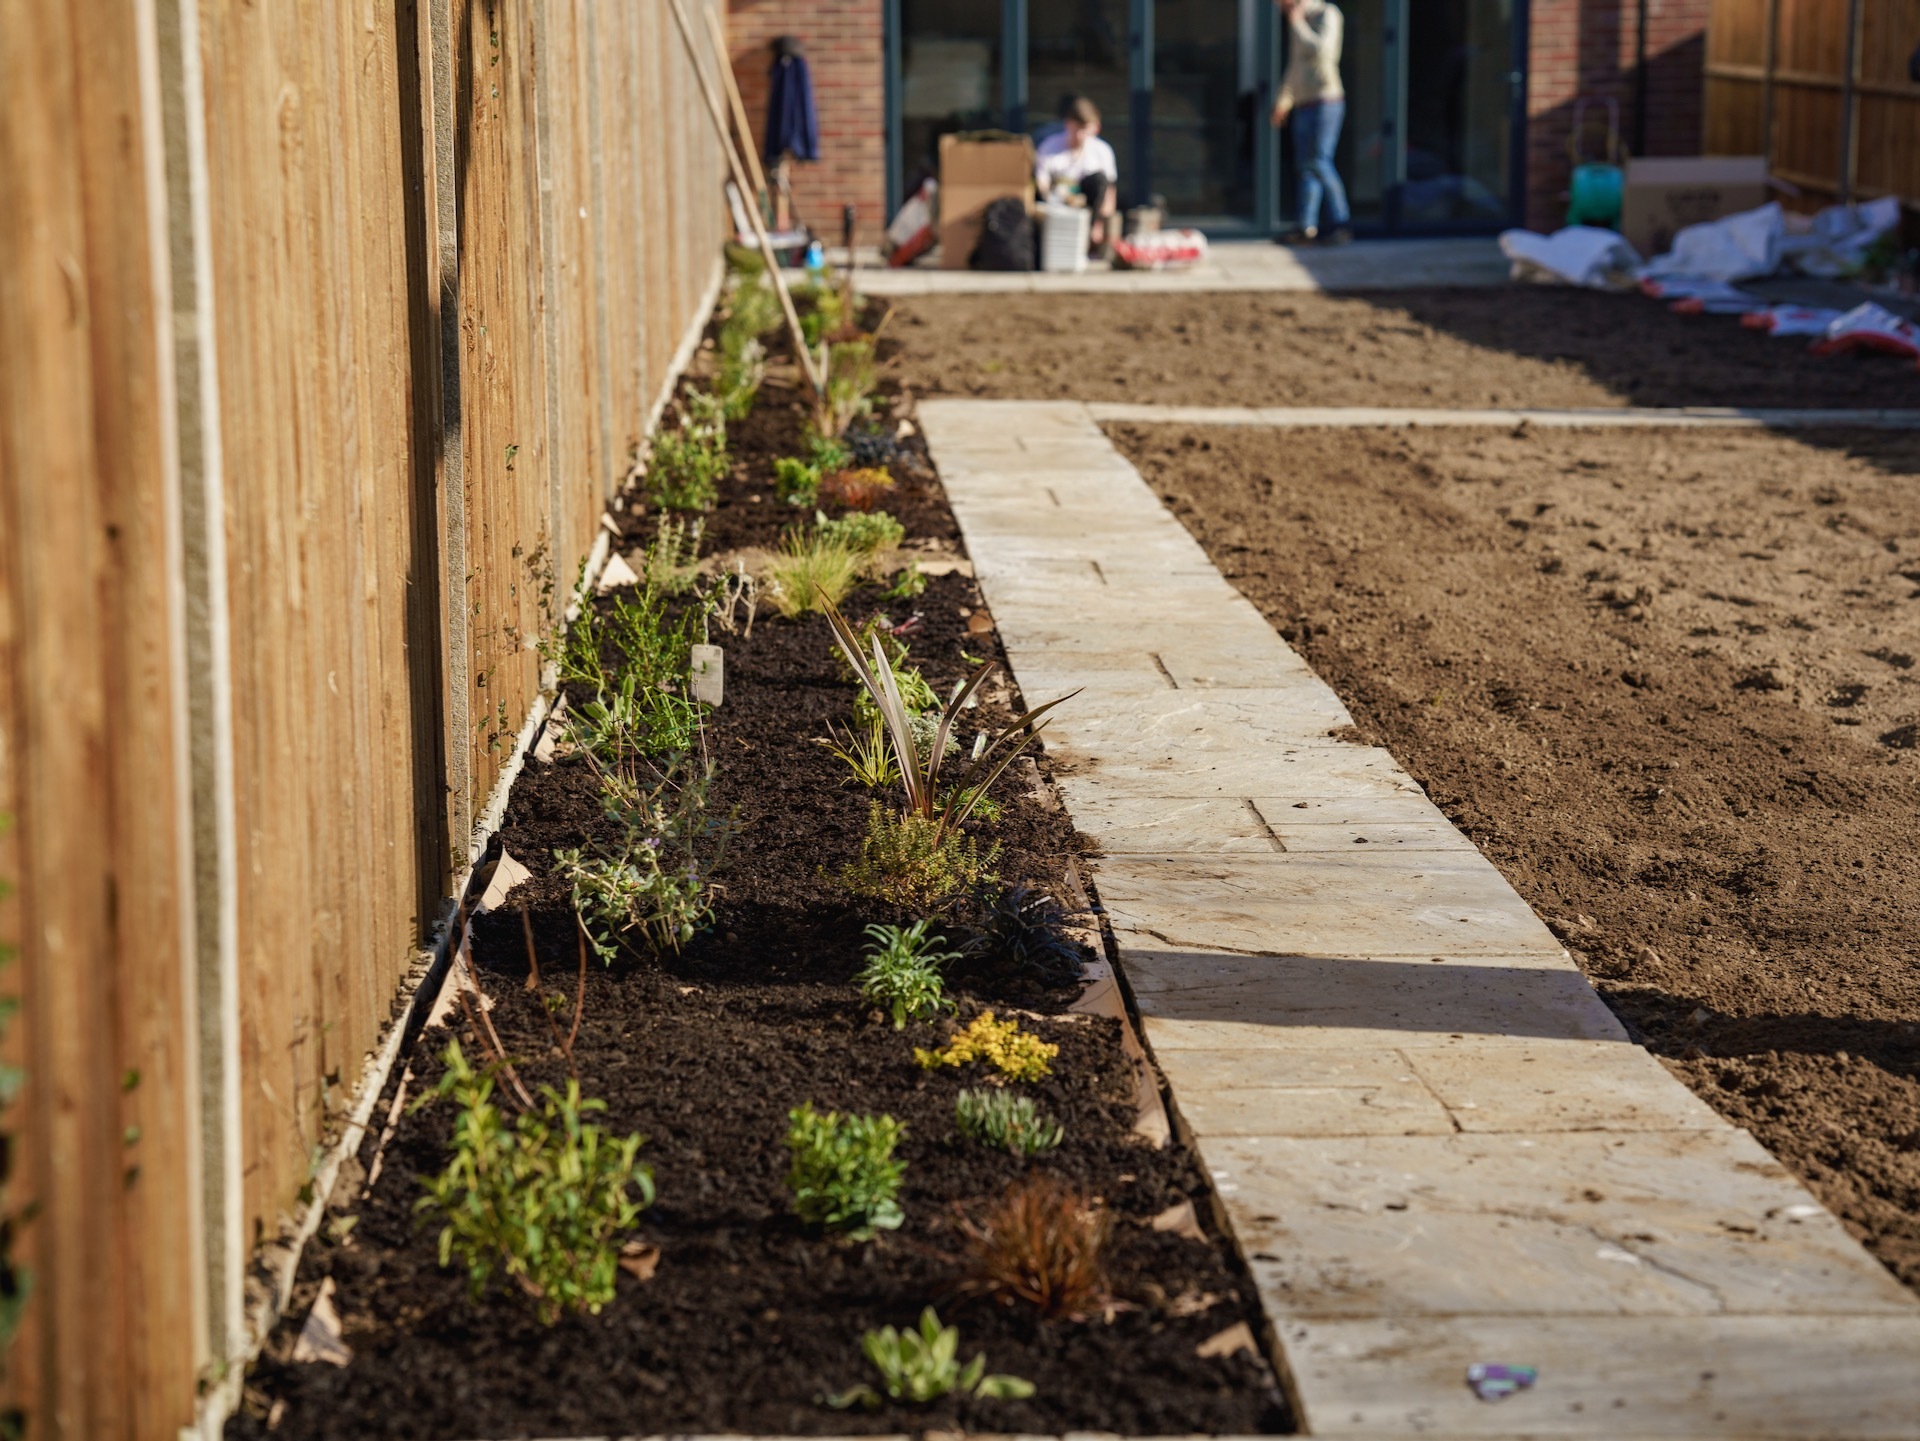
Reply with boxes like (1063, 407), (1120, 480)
(887, 287), (1920, 412)
(228, 360), (1290, 1439)
(1108, 420), (1920, 1293)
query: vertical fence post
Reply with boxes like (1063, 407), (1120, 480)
(1838, 0), (1862, 206)
(152, 0), (246, 1378)
(426, 0), (472, 870)
(1759, 0), (1778, 173)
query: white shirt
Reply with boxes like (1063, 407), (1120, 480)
(1278, 0), (1345, 109)
(1035, 130), (1118, 195)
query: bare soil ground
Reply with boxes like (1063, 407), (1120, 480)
(888, 288), (1920, 411)
(1107, 420), (1920, 1291)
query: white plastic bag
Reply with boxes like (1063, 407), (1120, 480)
(1498, 226), (1641, 289)
(1641, 202), (1784, 283)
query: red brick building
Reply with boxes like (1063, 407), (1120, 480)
(727, 0), (1710, 240)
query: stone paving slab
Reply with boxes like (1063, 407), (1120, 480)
(1281, 1315), (1920, 1437)
(1124, 948), (1627, 1051)
(1214, 1129), (1918, 1318)
(1095, 854), (1567, 959)
(920, 396), (1920, 1436)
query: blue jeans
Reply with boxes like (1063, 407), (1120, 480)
(1293, 98), (1350, 231)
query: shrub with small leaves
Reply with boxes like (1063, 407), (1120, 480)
(955, 1088), (1063, 1156)
(414, 1040), (654, 1324)
(858, 921), (959, 1029)
(967, 884), (1085, 986)
(841, 803), (997, 910)
(773, 456), (821, 507)
(914, 1011), (1056, 1083)
(817, 509), (904, 556)
(647, 396), (728, 511)
(806, 430), (854, 473)
(785, 1103), (906, 1239)
(555, 760), (730, 961)
(826, 1308), (1035, 1410)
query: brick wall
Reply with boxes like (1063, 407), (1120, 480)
(1527, 0), (1711, 231)
(727, 0), (888, 243)
(724, 0), (1709, 239)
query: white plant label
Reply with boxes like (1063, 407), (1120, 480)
(690, 644), (724, 706)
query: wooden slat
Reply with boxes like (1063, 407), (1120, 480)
(0, 0), (728, 1429)
(0, 0), (202, 1433)
(1710, 0), (1919, 206)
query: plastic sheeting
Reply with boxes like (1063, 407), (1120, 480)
(1498, 225), (1642, 289)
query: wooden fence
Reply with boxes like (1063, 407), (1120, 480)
(0, 1), (728, 1436)
(1706, 0), (1920, 209)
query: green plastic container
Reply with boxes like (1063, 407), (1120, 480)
(1567, 162), (1624, 228)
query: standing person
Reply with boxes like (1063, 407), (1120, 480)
(1035, 96), (1120, 253)
(1271, 0), (1351, 245)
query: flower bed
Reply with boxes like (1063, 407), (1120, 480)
(228, 285), (1291, 1439)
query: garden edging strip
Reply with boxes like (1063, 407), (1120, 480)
(921, 397), (1920, 1438)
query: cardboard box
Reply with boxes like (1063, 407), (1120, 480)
(1621, 156), (1770, 259)
(938, 133), (1034, 269)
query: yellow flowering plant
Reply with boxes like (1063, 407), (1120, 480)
(914, 1011), (1057, 1083)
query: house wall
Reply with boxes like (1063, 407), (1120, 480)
(727, 0), (889, 244)
(729, 0), (1714, 237)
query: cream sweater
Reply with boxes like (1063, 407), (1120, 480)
(1277, 1), (1345, 109)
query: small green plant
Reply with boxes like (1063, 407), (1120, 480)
(842, 803), (997, 909)
(647, 395), (728, 511)
(884, 560), (927, 600)
(955, 1088), (1063, 1156)
(858, 921), (959, 1029)
(715, 336), (766, 422)
(566, 669), (700, 762)
(637, 514), (703, 595)
(806, 429), (853, 473)
(764, 528), (867, 619)
(817, 509), (904, 557)
(915, 1010), (1057, 1082)
(823, 593), (1073, 843)
(967, 884), (1084, 986)
(414, 1040), (654, 1324)
(813, 337), (878, 438)
(793, 280), (846, 348)
(773, 456), (821, 507)
(785, 1103), (906, 1239)
(725, 276), (783, 340)
(826, 1308), (1034, 1410)
(820, 711), (901, 790)
(555, 758), (730, 961)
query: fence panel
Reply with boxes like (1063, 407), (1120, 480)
(0, 0), (729, 1434)
(0, 0), (203, 1435)
(1707, 0), (1920, 207)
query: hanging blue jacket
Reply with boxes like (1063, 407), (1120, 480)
(764, 51), (818, 163)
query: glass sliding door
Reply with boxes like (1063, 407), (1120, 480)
(1026, 0), (1133, 187)
(1281, 0), (1522, 233)
(898, 0), (1003, 190)
(1401, 0), (1515, 225)
(1152, 0), (1256, 219)
(888, 0), (1524, 233)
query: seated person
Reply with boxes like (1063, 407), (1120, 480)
(1034, 96), (1118, 250)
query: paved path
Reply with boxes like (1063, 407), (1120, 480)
(855, 238), (1507, 296)
(919, 398), (1920, 1438)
